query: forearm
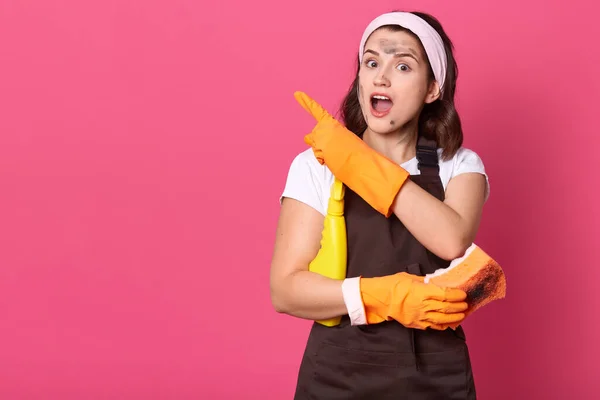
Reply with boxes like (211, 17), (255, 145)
(272, 270), (348, 320)
(391, 180), (473, 260)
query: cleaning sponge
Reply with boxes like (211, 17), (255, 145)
(425, 243), (506, 317)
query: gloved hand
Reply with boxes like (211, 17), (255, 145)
(294, 91), (409, 217)
(360, 272), (468, 330)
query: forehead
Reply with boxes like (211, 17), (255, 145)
(364, 27), (425, 56)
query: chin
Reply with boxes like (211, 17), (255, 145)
(366, 120), (400, 135)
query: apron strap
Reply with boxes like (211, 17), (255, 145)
(416, 135), (440, 176)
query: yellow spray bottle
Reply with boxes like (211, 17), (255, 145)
(308, 177), (347, 327)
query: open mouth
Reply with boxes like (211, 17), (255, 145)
(370, 94), (393, 116)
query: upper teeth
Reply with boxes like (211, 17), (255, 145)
(373, 95), (390, 100)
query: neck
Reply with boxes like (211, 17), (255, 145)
(362, 124), (418, 165)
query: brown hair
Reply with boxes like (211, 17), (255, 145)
(339, 11), (463, 160)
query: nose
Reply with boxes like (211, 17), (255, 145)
(373, 67), (391, 87)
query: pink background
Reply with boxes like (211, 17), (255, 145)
(0, 0), (598, 398)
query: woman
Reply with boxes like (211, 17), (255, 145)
(270, 10), (489, 399)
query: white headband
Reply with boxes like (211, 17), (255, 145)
(359, 12), (447, 92)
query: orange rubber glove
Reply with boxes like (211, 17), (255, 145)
(294, 91), (409, 217)
(360, 272), (468, 330)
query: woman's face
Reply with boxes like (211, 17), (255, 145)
(358, 27), (440, 135)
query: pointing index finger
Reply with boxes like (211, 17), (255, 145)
(294, 91), (331, 122)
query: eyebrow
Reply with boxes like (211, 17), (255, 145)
(364, 49), (420, 62)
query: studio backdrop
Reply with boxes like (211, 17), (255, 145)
(0, 0), (598, 399)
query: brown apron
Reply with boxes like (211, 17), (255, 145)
(293, 136), (477, 400)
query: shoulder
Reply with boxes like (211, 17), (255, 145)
(279, 149), (334, 216)
(441, 147), (487, 174)
(438, 147), (490, 201)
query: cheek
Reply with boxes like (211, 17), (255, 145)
(415, 74), (433, 97)
(357, 74), (368, 106)
(357, 72), (367, 90)
(358, 67), (375, 86)
(357, 82), (370, 122)
(390, 75), (429, 102)
(358, 84), (368, 112)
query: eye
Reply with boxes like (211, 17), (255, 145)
(397, 63), (410, 72)
(365, 60), (378, 68)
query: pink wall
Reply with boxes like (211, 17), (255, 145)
(0, 0), (598, 398)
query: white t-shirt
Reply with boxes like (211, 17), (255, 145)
(280, 147), (490, 215)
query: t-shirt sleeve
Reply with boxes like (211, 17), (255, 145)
(452, 148), (491, 202)
(279, 151), (326, 216)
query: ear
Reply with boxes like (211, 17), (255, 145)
(424, 80), (441, 104)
